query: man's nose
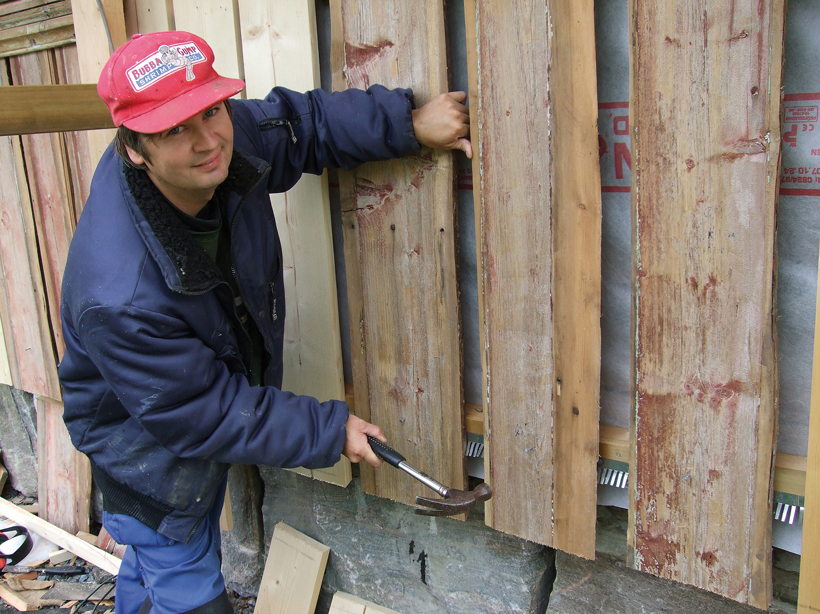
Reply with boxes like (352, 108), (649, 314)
(192, 123), (220, 150)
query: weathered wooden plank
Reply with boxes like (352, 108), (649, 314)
(238, 0), (350, 488)
(69, 0), (125, 166)
(464, 0), (600, 553)
(254, 523), (329, 614)
(10, 51), (77, 361)
(172, 0), (242, 83)
(0, 16), (74, 58)
(330, 0), (464, 507)
(36, 397), (91, 535)
(798, 237), (820, 613)
(628, 0), (783, 606)
(0, 64), (60, 399)
(0, 0), (71, 30)
(54, 44), (95, 221)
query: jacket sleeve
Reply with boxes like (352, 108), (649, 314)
(75, 303), (348, 469)
(230, 85), (422, 193)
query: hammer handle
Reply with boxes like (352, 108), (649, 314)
(367, 435), (405, 467)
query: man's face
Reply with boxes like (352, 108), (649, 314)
(125, 102), (234, 216)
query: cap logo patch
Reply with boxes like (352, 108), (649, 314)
(127, 42), (206, 92)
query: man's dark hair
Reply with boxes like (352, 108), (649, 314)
(115, 99), (234, 170)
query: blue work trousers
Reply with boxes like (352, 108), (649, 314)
(103, 479), (227, 614)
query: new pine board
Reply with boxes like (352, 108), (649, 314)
(328, 593), (399, 614)
(330, 0), (464, 507)
(629, 0), (783, 606)
(172, 0), (243, 83)
(254, 523), (329, 614)
(238, 0), (350, 487)
(463, 1), (601, 554)
(69, 0), (126, 167)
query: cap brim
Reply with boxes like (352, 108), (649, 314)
(122, 76), (246, 134)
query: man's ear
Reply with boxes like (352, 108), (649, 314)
(124, 144), (146, 167)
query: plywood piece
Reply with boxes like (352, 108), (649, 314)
(254, 522), (329, 614)
(629, 0), (784, 606)
(328, 593), (399, 614)
(0, 497), (120, 575)
(0, 63), (60, 399)
(69, 0), (126, 167)
(36, 398), (91, 536)
(172, 0), (242, 83)
(798, 239), (820, 613)
(463, 0), (600, 554)
(238, 0), (349, 488)
(330, 0), (464, 508)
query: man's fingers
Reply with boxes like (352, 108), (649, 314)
(448, 91), (468, 104)
(457, 138), (473, 159)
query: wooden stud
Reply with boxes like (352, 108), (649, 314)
(238, 0), (350, 488)
(464, 0), (601, 554)
(0, 84), (112, 136)
(0, 497), (120, 575)
(254, 523), (329, 614)
(36, 397), (91, 535)
(628, 0), (784, 606)
(126, 0), (174, 36)
(330, 0), (464, 510)
(798, 221), (820, 613)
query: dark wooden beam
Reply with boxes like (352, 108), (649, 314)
(0, 83), (112, 135)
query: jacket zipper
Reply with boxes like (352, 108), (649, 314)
(174, 165), (273, 379)
(258, 117), (299, 144)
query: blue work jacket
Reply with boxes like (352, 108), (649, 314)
(58, 85), (420, 542)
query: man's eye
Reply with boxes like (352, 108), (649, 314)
(167, 126), (182, 136)
(205, 107), (219, 118)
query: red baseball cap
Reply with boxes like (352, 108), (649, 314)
(98, 30), (246, 134)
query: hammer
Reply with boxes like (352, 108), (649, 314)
(367, 436), (493, 516)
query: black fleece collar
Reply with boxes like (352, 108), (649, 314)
(123, 150), (264, 294)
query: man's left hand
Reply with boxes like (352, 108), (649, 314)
(412, 92), (472, 159)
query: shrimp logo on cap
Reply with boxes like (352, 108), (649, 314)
(126, 42), (206, 92)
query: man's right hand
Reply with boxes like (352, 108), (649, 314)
(343, 414), (386, 467)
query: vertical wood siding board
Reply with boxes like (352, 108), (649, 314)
(239, 0), (350, 487)
(468, 1), (556, 546)
(12, 51), (75, 361)
(629, 0), (780, 605)
(549, 0), (602, 558)
(331, 1), (463, 506)
(36, 397), (92, 536)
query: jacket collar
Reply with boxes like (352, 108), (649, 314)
(122, 150), (267, 294)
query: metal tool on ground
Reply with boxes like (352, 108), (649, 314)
(367, 436), (492, 516)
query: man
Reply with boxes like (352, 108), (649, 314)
(58, 30), (470, 614)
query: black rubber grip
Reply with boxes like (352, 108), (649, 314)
(367, 436), (405, 467)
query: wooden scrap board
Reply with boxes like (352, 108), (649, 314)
(238, 0), (350, 487)
(172, 0), (243, 83)
(254, 522), (329, 614)
(629, 0), (784, 606)
(330, 0), (465, 508)
(328, 592), (399, 614)
(463, 0), (602, 554)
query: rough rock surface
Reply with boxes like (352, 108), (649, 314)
(0, 385), (37, 497)
(221, 464), (265, 596)
(258, 467), (554, 614)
